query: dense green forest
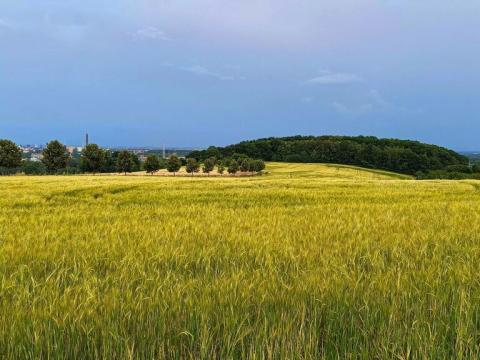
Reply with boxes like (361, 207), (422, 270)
(189, 136), (478, 178)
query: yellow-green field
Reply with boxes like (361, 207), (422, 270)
(1, 163), (480, 359)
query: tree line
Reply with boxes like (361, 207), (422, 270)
(189, 135), (476, 179)
(0, 139), (265, 176)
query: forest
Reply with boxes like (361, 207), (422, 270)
(189, 135), (479, 179)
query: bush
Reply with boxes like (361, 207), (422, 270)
(0, 167), (20, 176)
(22, 161), (46, 175)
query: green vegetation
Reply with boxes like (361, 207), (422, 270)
(116, 150), (134, 175)
(166, 154), (182, 175)
(228, 159), (239, 174)
(185, 158), (200, 176)
(0, 139), (22, 173)
(189, 135), (473, 178)
(42, 140), (70, 174)
(1, 163), (480, 358)
(144, 155), (162, 175)
(80, 144), (106, 174)
(202, 157), (216, 175)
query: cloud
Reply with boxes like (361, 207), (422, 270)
(331, 89), (394, 116)
(40, 14), (93, 44)
(130, 26), (170, 41)
(305, 70), (363, 85)
(368, 89), (390, 108)
(301, 97), (314, 104)
(0, 18), (15, 31)
(179, 65), (240, 81)
(332, 102), (373, 115)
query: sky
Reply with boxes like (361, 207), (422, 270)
(0, 1), (479, 150)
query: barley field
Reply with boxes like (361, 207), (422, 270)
(1, 163), (480, 359)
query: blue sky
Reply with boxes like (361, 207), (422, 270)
(1, 1), (479, 150)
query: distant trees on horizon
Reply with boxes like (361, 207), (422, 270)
(0, 139), (266, 177)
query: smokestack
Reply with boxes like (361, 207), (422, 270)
(85, 133), (89, 147)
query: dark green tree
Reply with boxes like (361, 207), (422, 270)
(102, 151), (119, 173)
(80, 144), (105, 174)
(131, 153), (141, 172)
(185, 158), (200, 176)
(0, 139), (22, 169)
(144, 155), (161, 174)
(42, 140), (70, 174)
(228, 160), (239, 174)
(217, 162), (225, 175)
(22, 160), (47, 175)
(167, 155), (182, 176)
(252, 160), (266, 173)
(202, 157), (216, 176)
(240, 158), (250, 172)
(117, 150), (134, 175)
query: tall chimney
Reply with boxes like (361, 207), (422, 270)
(85, 133), (89, 147)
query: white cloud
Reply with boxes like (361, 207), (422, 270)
(305, 70), (363, 85)
(331, 90), (394, 116)
(301, 97), (314, 104)
(130, 26), (170, 41)
(368, 89), (390, 107)
(332, 102), (373, 115)
(0, 18), (15, 31)
(179, 65), (239, 81)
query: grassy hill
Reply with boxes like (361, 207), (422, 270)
(189, 135), (469, 177)
(1, 163), (479, 358)
(267, 162), (414, 180)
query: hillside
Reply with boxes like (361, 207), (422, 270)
(189, 135), (469, 176)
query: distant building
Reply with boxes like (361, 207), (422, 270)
(31, 153), (43, 162)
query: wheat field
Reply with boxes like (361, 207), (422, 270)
(1, 163), (480, 359)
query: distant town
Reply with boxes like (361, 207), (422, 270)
(19, 136), (198, 163)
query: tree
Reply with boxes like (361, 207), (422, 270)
(42, 140), (70, 174)
(185, 158), (200, 176)
(217, 162), (225, 175)
(102, 151), (118, 173)
(167, 155), (182, 176)
(131, 153), (141, 172)
(144, 155), (161, 174)
(0, 139), (22, 169)
(81, 144), (105, 174)
(202, 157), (216, 176)
(189, 135), (470, 177)
(117, 150), (134, 175)
(228, 160), (239, 175)
(240, 159), (250, 172)
(252, 160), (266, 173)
(22, 160), (46, 175)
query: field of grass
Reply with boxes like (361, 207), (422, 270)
(1, 162), (480, 358)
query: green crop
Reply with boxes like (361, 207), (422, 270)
(1, 163), (479, 359)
